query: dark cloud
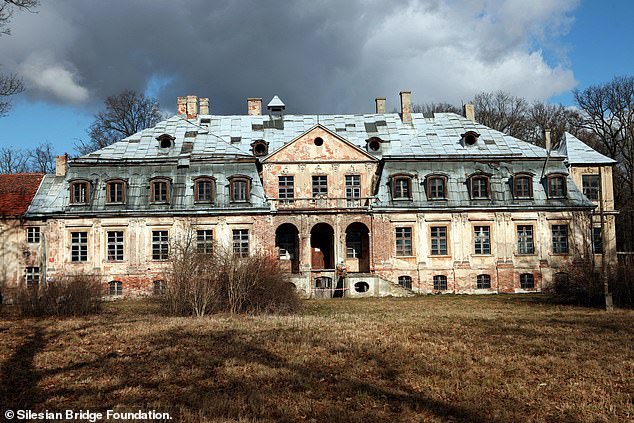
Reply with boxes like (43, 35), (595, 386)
(0, 0), (579, 115)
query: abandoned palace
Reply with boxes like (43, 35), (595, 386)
(0, 92), (617, 298)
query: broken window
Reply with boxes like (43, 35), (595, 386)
(278, 176), (294, 204)
(395, 227), (413, 256)
(582, 175), (600, 201)
(551, 225), (569, 254)
(71, 232), (88, 262)
(152, 230), (169, 260)
(232, 229), (249, 257)
(592, 226), (603, 254)
(25, 266), (39, 289)
(517, 225), (534, 254)
(398, 275), (412, 289)
(196, 229), (214, 254)
(430, 226), (448, 255)
(474, 226), (491, 255)
(26, 227), (40, 243)
(107, 231), (124, 261)
(433, 275), (447, 290)
(109, 280), (123, 296)
(476, 274), (491, 289)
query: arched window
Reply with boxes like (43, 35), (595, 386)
(520, 273), (535, 289)
(106, 179), (127, 204)
(69, 180), (91, 204)
(469, 174), (490, 199)
(398, 275), (412, 289)
(391, 174), (413, 200)
(546, 174), (567, 198)
(109, 280), (123, 296)
(156, 134), (175, 149)
(461, 131), (480, 146)
(150, 178), (171, 204)
(427, 175), (447, 200)
(476, 274), (491, 289)
(513, 174), (533, 199)
(229, 175), (251, 203)
(194, 177), (215, 203)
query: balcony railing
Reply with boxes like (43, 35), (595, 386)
(270, 196), (375, 210)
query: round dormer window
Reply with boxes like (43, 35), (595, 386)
(369, 139), (381, 151)
(160, 138), (172, 148)
(465, 134), (477, 146)
(314, 137), (324, 146)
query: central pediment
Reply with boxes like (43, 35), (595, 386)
(262, 124), (378, 163)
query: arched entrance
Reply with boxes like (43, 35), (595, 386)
(310, 223), (334, 270)
(345, 222), (370, 273)
(275, 223), (300, 273)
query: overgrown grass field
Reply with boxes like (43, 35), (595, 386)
(0, 295), (632, 422)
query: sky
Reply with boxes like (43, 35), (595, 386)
(0, 0), (633, 157)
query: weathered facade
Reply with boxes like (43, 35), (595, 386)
(3, 93), (617, 298)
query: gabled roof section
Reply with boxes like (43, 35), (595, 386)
(267, 95), (285, 108)
(262, 124), (378, 163)
(558, 132), (616, 166)
(0, 173), (44, 217)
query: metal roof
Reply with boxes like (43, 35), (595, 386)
(558, 132), (616, 166)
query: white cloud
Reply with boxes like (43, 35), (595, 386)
(19, 55), (89, 103)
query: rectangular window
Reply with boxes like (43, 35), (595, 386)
(312, 175), (328, 197)
(107, 181), (125, 203)
(71, 231), (88, 262)
(592, 226), (603, 254)
(474, 226), (491, 255)
(152, 230), (169, 260)
(107, 231), (124, 261)
(517, 225), (535, 255)
(433, 275), (447, 290)
(71, 182), (90, 204)
(428, 177), (446, 199)
(195, 179), (213, 203)
(552, 225), (569, 254)
(471, 177), (489, 199)
(109, 281), (123, 296)
(26, 227), (40, 243)
(346, 231), (362, 258)
(25, 266), (39, 289)
(548, 176), (566, 198)
(398, 276), (412, 289)
(582, 175), (600, 201)
(393, 177), (411, 199)
(196, 229), (214, 254)
(345, 175), (361, 203)
(476, 274), (491, 289)
(233, 229), (249, 257)
(430, 226), (448, 255)
(514, 176), (532, 199)
(278, 176), (294, 203)
(520, 273), (535, 289)
(152, 180), (169, 203)
(232, 179), (248, 202)
(395, 227), (413, 256)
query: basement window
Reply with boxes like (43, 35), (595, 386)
(398, 276), (412, 290)
(433, 275), (447, 291)
(153, 280), (166, 295)
(354, 281), (370, 293)
(109, 280), (123, 296)
(520, 273), (534, 289)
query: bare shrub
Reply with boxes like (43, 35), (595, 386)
(614, 263), (634, 307)
(15, 272), (103, 317)
(547, 259), (605, 307)
(165, 236), (300, 316)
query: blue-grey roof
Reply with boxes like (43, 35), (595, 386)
(558, 132), (616, 166)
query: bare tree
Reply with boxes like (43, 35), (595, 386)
(28, 141), (55, 173)
(0, 0), (38, 116)
(472, 91), (532, 140)
(76, 90), (163, 155)
(412, 102), (462, 116)
(0, 146), (28, 173)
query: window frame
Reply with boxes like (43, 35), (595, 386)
(151, 230), (169, 261)
(469, 174), (491, 200)
(513, 174), (533, 199)
(398, 276), (412, 290)
(106, 230), (124, 262)
(278, 175), (295, 204)
(69, 180), (91, 205)
(346, 230), (363, 258)
(150, 177), (171, 204)
(229, 175), (251, 203)
(427, 175), (447, 200)
(232, 229), (250, 257)
(391, 174), (413, 200)
(108, 280), (123, 296)
(395, 226), (413, 257)
(311, 175), (328, 198)
(520, 273), (535, 289)
(582, 174), (600, 201)
(516, 224), (535, 255)
(433, 275), (447, 291)
(194, 176), (215, 204)
(105, 179), (127, 204)
(26, 227), (40, 244)
(592, 226), (603, 254)
(153, 280), (166, 295)
(430, 225), (448, 256)
(476, 274), (491, 289)
(345, 174), (361, 200)
(25, 266), (40, 289)
(473, 225), (491, 255)
(546, 174), (567, 199)
(70, 231), (88, 262)
(196, 229), (214, 254)
(551, 224), (569, 254)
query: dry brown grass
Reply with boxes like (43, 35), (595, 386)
(0, 295), (632, 422)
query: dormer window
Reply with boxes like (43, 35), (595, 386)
(391, 174), (412, 200)
(366, 137), (383, 152)
(229, 175), (251, 203)
(461, 131), (481, 147)
(513, 174), (533, 199)
(469, 174), (490, 199)
(106, 179), (127, 204)
(156, 134), (175, 149)
(194, 177), (215, 203)
(150, 178), (171, 204)
(426, 175), (447, 200)
(547, 174), (567, 198)
(70, 180), (91, 205)
(251, 140), (269, 157)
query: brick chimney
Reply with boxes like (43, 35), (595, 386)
(55, 154), (68, 177)
(177, 96), (187, 115)
(199, 98), (209, 115)
(399, 91), (412, 123)
(463, 104), (475, 122)
(545, 129), (551, 151)
(375, 97), (386, 114)
(248, 98), (262, 116)
(186, 95), (198, 119)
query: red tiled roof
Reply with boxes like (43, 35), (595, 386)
(0, 173), (44, 217)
